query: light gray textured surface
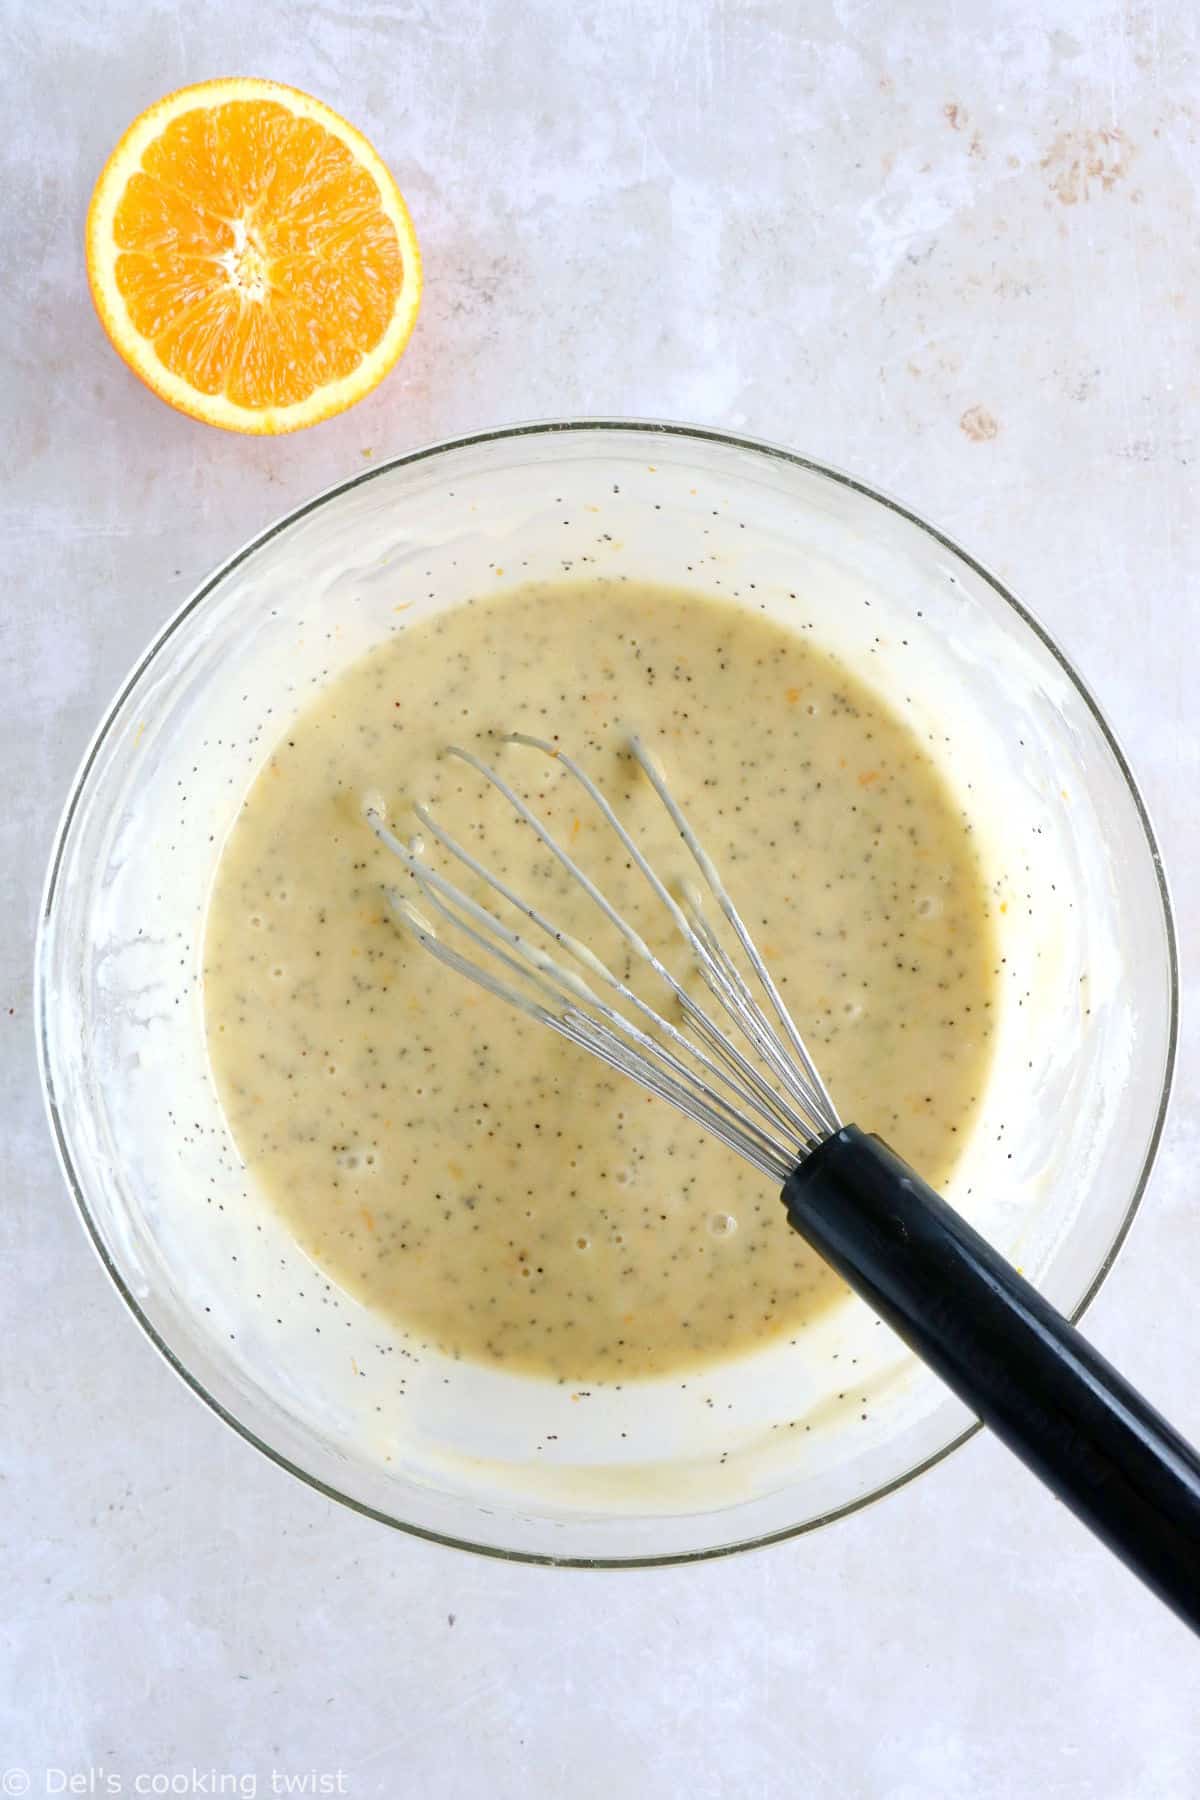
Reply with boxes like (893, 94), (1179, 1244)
(3, 1), (1199, 1794)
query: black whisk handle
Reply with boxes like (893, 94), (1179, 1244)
(782, 1124), (1200, 1634)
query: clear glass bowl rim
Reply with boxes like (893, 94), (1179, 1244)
(35, 417), (1181, 1568)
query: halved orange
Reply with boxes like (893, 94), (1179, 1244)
(86, 79), (422, 434)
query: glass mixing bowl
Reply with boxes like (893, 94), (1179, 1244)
(36, 422), (1177, 1565)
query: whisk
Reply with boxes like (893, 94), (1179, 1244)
(367, 733), (1200, 1632)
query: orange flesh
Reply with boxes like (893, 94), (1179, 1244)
(112, 101), (404, 408)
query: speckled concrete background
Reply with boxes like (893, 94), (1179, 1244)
(3, 1), (1198, 1794)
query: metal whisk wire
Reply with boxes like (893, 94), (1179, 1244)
(364, 733), (840, 1182)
